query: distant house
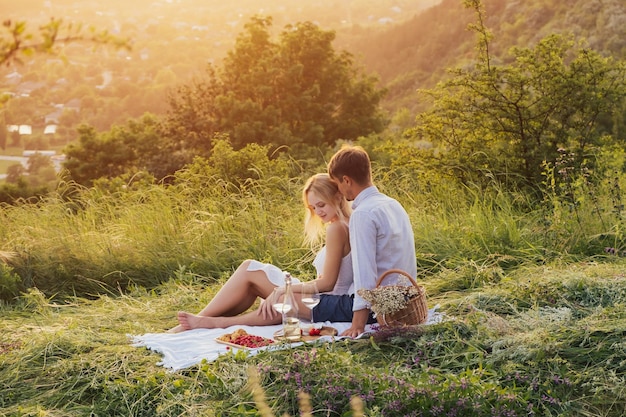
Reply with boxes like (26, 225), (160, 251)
(96, 71), (113, 89)
(51, 154), (66, 172)
(7, 125), (33, 135)
(44, 125), (58, 135)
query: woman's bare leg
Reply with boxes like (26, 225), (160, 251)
(176, 309), (282, 330)
(176, 295), (314, 331)
(196, 260), (276, 316)
(169, 260), (277, 332)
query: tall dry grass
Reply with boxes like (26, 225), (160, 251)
(2, 145), (626, 302)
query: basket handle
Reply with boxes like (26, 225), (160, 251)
(375, 269), (419, 288)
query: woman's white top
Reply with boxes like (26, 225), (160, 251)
(312, 246), (354, 295)
(247, 246), (354, 295)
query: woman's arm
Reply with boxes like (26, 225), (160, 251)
(277, 221), (349, 295)
(259, 222), (348, 319)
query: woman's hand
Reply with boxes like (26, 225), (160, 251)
(259, 286), (284, 319)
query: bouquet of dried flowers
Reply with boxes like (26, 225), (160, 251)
(357, 276), (421, 318)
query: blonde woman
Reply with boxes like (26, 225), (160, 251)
(173, 173), (364, 332)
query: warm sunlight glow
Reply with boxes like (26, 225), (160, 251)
(1, 0), (438, 152)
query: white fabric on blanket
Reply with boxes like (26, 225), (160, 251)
(131, 305), (444, 371)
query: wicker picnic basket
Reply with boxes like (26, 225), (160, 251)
(375, 269), (428, 327)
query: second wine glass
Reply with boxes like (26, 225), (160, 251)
(301, 281), (320, 331)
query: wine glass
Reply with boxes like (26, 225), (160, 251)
(271, 301), (291, 339)
(301, 281), (320, 332)
(271, 301), (293, 315)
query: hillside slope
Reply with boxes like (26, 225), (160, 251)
(339, 0), (626, 114)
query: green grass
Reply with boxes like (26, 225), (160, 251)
(2, 153), (626, 416)
(2, 260), (626, 416)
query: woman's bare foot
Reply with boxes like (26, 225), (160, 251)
(177, 311), (219, 330)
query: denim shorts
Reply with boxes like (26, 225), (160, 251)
(312, 294), (376, 324)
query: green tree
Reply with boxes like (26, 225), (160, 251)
(23, 134), (50, 151)
(26, 153), (53, 176)
(413, 0), (626, 190)
(63, 114), (179, 185)
(205, 135), (291, 185)
(63, 125), (135, 186)
(173, 136), (293, 191)
(25, 153), (56, 188)
(0, 176), (49, 204)
(5, 164), (25, 184)
(164, 16), (387, 155)
(124, 113), (187, 180)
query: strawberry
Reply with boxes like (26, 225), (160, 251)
(308, 328), (321, 336)
(231, 334), (274, 348)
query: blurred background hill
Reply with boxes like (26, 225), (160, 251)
(1, 0), (624, 150)
(341, 0), (626, 113)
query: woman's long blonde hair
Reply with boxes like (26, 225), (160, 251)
(302, 173), (351, 246)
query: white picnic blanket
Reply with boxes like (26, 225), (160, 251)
(131, 305), (444, 371)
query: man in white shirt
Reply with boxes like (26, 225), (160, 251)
(328, 145), (417, 337)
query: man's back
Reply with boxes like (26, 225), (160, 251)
(350, 186), (416, 311)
